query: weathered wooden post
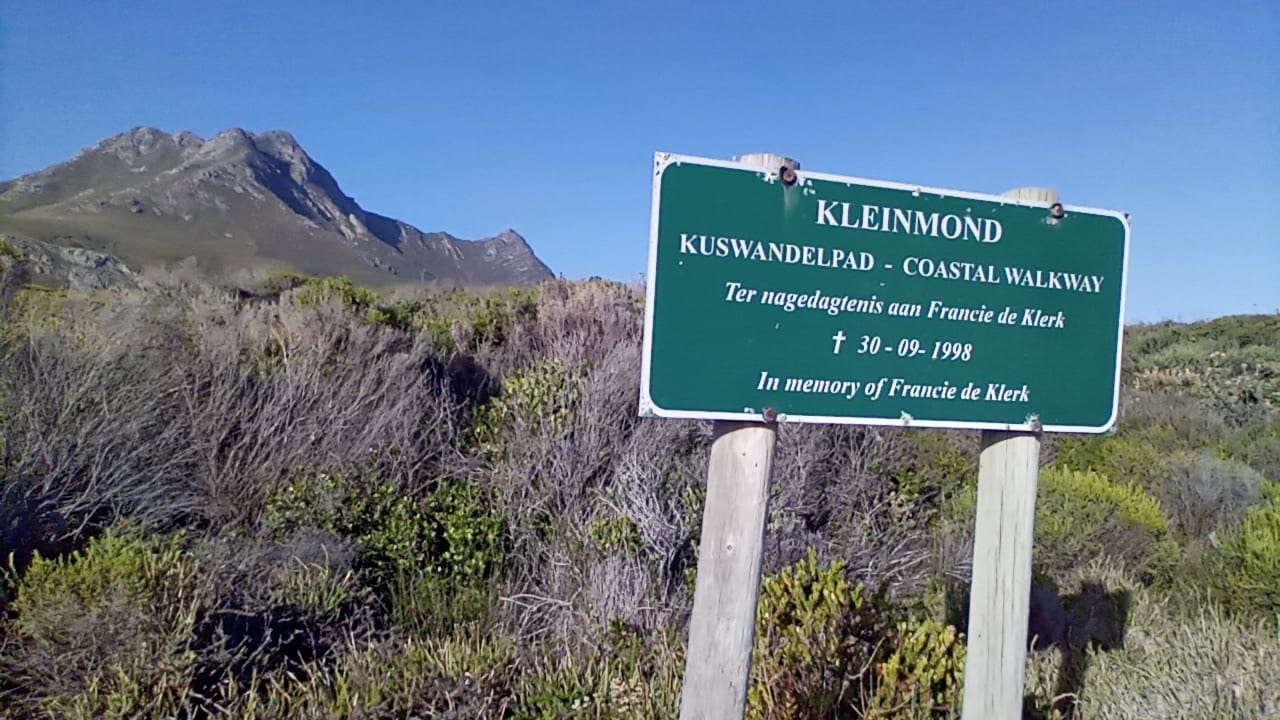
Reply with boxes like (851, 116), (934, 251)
(677, 153), (797, 720)
(960, 187), (1058, 720)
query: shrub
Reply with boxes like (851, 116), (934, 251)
(1053, 435), (1165, 491)
(589, 514), (645, 556)
(869, 617), (965, 718)
(1214, 421), (1280, 483)
(1215, 484), (1280, 616)
(292, 275), (379, 311)
(1120, 390), (1232, 453)
(1034, 467), (1177, 581)
(472, 357), (585, 456)
(259, 269), (311, 293)
(361, 296), (420, 333)
(264, 472), (507, 632)
(0, 526), (206, 719)
(882, 429), (975, 519)
(749, 549), (894, 719)
(1158, 450), (1265, 542)
(369, 286), (541, 354)
(0, 236), (23, 260)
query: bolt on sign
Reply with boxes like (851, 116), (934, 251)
(640, 153), (1130, 433)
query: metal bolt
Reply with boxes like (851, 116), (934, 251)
(762, 407), (778, 423)
(1049, 202), (1065, 220)
(779, 166), (798, 187)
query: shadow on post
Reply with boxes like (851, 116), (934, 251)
(945, 576), (1131, 719)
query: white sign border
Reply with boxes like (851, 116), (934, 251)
(639, 152), (1132, 434)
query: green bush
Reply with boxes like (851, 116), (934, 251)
(589, 514), (645, 556)
(749, 549), (893, 719)
(0, 236), (23, 259)
(1215, 483), (1280, 616)
(264, 472), (507, 632)
(472, 357), (585, 456)
(1214, 421), (1280, 483)
(292, 275), (379, 311)
(361, 296), (421, 333)
(461, 286), (540, 349)
(0, 526), (205, 719)
(364, 286), (541, 353)
(1035, 467), (1177, 581)
(869, 617), (965, 719)
(1053, 435), (1165, 491)
(884, 430), (975, 520)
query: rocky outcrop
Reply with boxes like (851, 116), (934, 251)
(0, 234), (138, 290)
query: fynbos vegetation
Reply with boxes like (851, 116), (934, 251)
(1, 265), (1277, 718)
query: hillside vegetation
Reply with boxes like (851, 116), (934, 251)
(0, 262), (1277, 718)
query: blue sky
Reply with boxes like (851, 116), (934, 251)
(2, 1), (1276, 323)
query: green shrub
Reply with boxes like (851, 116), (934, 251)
(0, 526), (205, 719)
(1214, 421), (1280, 483)
(293, 275), (379, 311)
(589, 514), (645, 556)
(869, 617), (965, 719)
(1126, 315), (1280, 372)
(749, 549), (894, 719)
(1053, 435), (1165, 491)
(1035, 467), (1177, 581)
(261, 269), (311, 292)
(361, 296), (421, 333)
(472, 357), (585, 456)
(264, 472), (507, 632)
(369, 286), (541, 353)
(1216, 484), (1280, 616)
(0, 236), (23, 259)
(884, 430), (975, 520)
(265, 473), (412, 585)
(463, 286), (540, 349)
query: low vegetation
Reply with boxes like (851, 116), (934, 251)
(1, 263), (1277, 718)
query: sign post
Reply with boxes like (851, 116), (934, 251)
(678, 153), (793, 720)
(643, 155), (1129, 720)
(960, 186), (1054, 720)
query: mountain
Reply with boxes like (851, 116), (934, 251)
(0, 127), (553, 286)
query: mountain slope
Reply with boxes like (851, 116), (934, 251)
(0, 127), (553, 286)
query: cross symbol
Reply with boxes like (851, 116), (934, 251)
(832, 330), (847, 354)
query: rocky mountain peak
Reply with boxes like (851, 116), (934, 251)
(84, 126), (181, 164)
(494, 228), (529, 245)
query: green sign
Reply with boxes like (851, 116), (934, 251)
(640, 153), (1130, 433)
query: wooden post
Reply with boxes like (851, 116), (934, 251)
(678, 153), (794, 720)
(960, 187), (1057, 720)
